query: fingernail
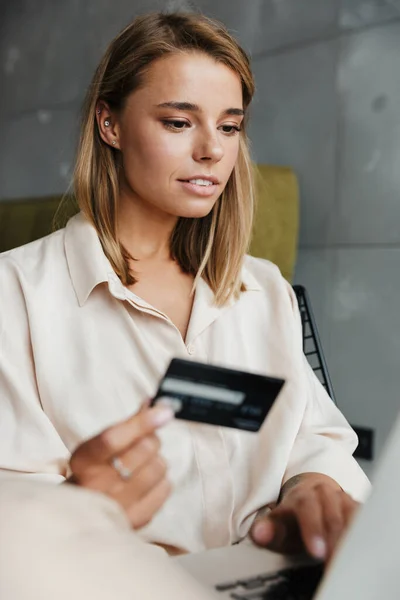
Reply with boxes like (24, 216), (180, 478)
(312, 537), (327, 559)
(149, 407), (174, 427)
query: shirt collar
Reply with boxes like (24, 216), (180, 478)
(185, 261), (262, 344)
(241, 263), (263, 292)
(64, 212), (263, 309)
(64, 212), (119, 306)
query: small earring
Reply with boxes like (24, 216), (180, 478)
(105, 120), (110, 127)
(96, 109), (101, 114)
(112, 140), (117, 146)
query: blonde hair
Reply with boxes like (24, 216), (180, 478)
(73, 12), (255, 305)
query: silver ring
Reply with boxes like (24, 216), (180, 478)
(111, 456), (132, 481)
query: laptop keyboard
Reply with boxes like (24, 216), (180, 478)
(214, 563), (324, 600)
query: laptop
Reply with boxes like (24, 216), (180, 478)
(174, 413), (400, 599)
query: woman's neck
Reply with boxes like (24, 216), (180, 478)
(117, 191), (178, 262)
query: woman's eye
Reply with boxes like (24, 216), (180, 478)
(220, 124), (242, 135)
(162, 120), (189, 131)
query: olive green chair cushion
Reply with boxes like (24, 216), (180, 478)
(0, 164), (299, 281)
(249, 164), (299, 282)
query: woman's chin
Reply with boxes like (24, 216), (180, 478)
(172, 199), (217, 220)
(178, 208), (214, 219)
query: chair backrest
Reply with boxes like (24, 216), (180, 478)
(0, 196), (63, 253)
(293, 285), (337, 405)
(0, 164), (300, 281)
(249, 164), (299, 282)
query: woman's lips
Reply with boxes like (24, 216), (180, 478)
(178, 179), (219, 197)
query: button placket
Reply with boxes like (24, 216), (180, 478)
(191, 426), (234, 548)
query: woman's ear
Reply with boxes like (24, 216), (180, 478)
(95, 101), (120, 149)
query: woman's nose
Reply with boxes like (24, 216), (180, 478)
(193, 131), (224, 163)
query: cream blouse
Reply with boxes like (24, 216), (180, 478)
(0, 213), (370, 553)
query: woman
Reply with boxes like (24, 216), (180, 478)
(0, 11), (369, 594)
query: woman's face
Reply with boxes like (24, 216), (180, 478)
(111, 52), (244, 219)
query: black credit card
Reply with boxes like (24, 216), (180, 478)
(151, 358), (285, 432)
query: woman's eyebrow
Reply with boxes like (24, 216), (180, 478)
(156, 101), (244, 116)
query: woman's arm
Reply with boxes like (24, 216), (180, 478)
(0, 256), (174, 528)
(279, 472), (339, 502)
(249, 278), (369, 562)
(0, 256), (70, 481)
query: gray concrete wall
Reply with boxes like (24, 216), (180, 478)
(1, 0), (400, 473)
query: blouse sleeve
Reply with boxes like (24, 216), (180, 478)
(0, 256), (69, 483)
(282, 282), (371, 502)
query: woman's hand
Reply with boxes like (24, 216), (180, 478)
(68, 404), (174, 529)
(250, 473), (359, 562)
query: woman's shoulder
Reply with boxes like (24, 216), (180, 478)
(243, 254), (286, 288)
(0, 229), (69, 329)
(242, 254), (297, 308)
(0, 227), (67, 282)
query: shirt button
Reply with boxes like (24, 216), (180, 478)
(187, 344), (195, 355)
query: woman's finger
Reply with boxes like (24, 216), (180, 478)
(252, 509), (304, 554)
(139, 398), (152, 411)
(82, 434), (162, 490)
(253, 484), (358, 562)
(115, 434), (161, 476)
(70, 406), (173, 473)
(128, 477), (172, 530)
(251, 516), (276, 548)
(122, 455), (168, 504)
(287, 489), (327, 559)
(318, 486), (345, 560)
